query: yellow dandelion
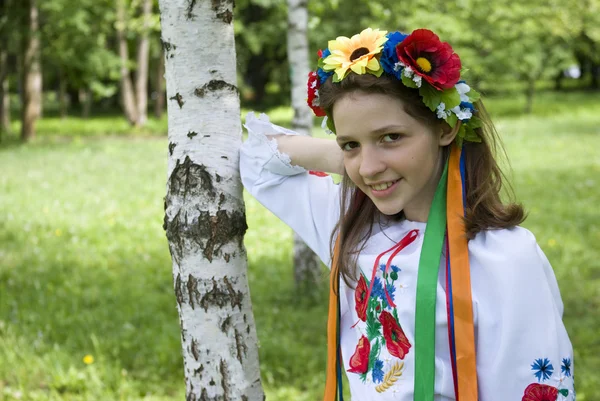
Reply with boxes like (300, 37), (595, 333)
(548, 239), (557, 247)
(322, 28), (388, 81)
(83, 354), (94, 365)
(55, 229), (62, 237)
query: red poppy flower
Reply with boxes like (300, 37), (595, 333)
(395, 29), (461, 90)
(306, 71), (326, 117)
(379, 311), (411, 359)
(522, 383), (559, 401)
(347, 335), (371, 374)
(354, 275), (368, 321)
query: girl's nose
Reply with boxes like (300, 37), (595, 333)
(358, 147), (386, 178)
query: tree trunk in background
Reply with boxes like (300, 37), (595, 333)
(79, 87), (92, 118)
(0, 47), (10, 138)
(0, 0), (10, 139)
(58, 71), (68, 119)
(117, 0), (139, 126)
(159, 0), (264, 399)
(154, 48), (165, 118)
(21, 0), (42, 142)
(135, 0), (151, 126)
(287, 0), (323, 294)
(524, 77), (535, 114)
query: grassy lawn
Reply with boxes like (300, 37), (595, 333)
(0, 90), (599, 400)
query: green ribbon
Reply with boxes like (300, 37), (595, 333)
(414, 161), (448, 401)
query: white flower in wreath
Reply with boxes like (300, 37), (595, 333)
(451, 105), (473, 121)
(436, 102), (451, 119)
(455, 82), (471, 103)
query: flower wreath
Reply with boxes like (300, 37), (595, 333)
(307, 28), (482, 144)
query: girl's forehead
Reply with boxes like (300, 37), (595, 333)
(332, 93), (421, 137)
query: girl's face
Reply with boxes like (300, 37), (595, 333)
(333, 91), (454, 222)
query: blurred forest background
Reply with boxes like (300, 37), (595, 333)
(0, 0), (599, 400)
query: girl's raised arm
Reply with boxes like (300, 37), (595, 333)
(270, 134), (344, 175)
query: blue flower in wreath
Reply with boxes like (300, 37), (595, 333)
(531, 358), (554, 382)
(561, 357), (571, 377)
(372, 359), (384, 383)
(317, 49), (333, 84)
(380, 31), (408, 80)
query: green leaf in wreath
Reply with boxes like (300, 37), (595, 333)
(419, 84), (441, 112)
(402, 74), (418, 88)
(446, 113), (458, 128)
(440, 87), (460, 110)
(467, 88), (480, 103)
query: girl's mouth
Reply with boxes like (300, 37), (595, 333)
(369, 179), (400, 198)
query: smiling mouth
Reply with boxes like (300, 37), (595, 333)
(369, 180), (400, 191)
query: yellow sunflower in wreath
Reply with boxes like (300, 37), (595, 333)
(322, 28), (388, 81)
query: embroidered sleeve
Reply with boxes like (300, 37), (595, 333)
(239, 112), (340, 266)
(471, 228), (575, 401)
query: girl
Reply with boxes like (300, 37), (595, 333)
(240, 28), (574, 401)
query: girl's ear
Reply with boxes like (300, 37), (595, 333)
(439, 121), (461, 146)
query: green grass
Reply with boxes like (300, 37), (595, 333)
(0, 90), (599, 400)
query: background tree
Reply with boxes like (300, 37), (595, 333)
(159, 0), (264, 399)
(287, 0), (323, 294)
(20, 0), (42, 142)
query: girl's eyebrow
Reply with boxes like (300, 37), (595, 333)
(336, 124), (409, 143)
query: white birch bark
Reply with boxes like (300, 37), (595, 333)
(159, 0), (264, 400)
(287, 0), (323, 291)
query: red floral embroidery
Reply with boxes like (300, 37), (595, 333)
(308, 170), (328, 177)
(306, 71), (326, 117)
(355, 275), (368, 321)
(521, 383), (559, 401)
(379, 310), (411, 359)
(395, 29), (461, 90)
(347, 335), (371, 374)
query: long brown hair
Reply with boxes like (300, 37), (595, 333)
(319, 73), (526, 287)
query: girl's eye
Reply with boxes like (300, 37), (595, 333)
(341, 141), (359, 151)
(382, 133), (401, 142)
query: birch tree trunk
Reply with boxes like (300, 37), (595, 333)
(134, 0), (151, 126)
(287, 0), (323, 293)
(116, 0), (139, 125)
(0, 0), (10, 137)
(0, 46), (9, 137)
(21, 0), (42, 142)
(159, 0), (264, 400)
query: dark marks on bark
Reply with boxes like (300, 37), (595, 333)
(187, 274), (203, 310)
(187, 131), (198, 139)
(170, 92), (184, 108)
(162, 40), (176, 58)
(186, 0), (197, 20)
(199, 276), (244, 312)
(220, 315), (232, 332)
(219, 359), (231, 401)
(211, 0), (235, 24)
(198, 209), (247, 262)
(169, 142), (176, 155)
(216, 10), (233, 24)
(175, 274), (185, 307)
(234, 328), (247, 364)
(191, 338), (200, 361)
(195, 80), (238, 98)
